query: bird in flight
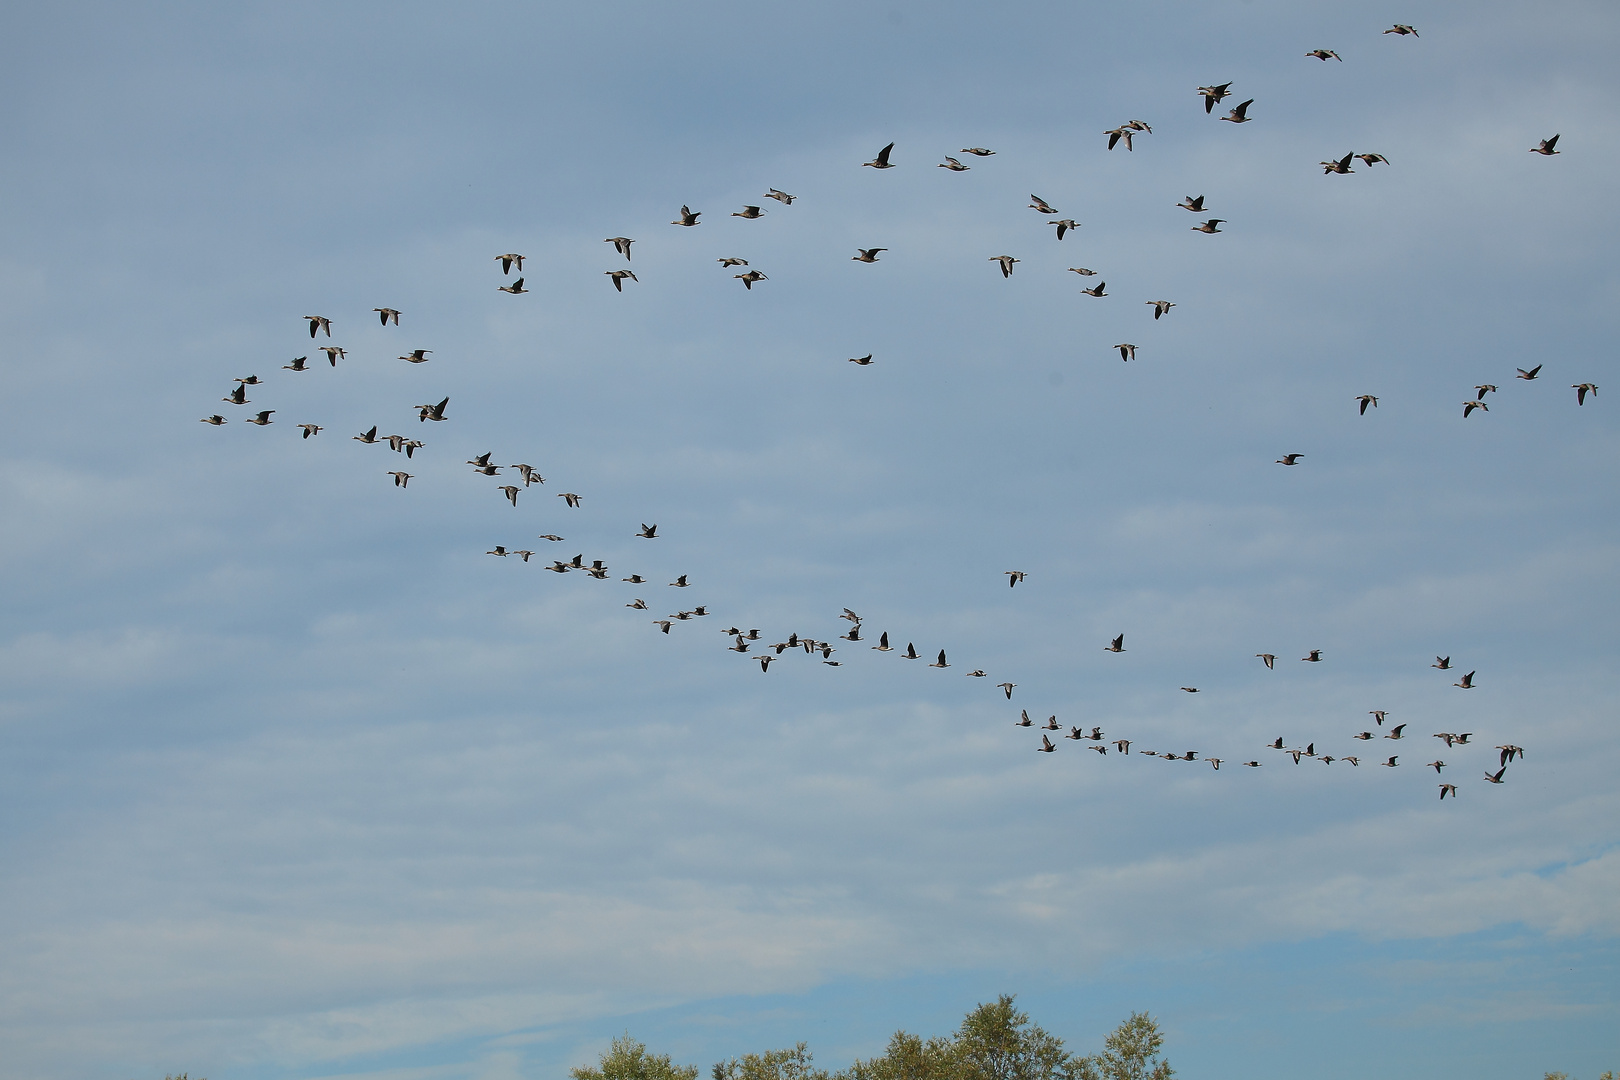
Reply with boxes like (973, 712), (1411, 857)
(319, 346), (346, 366)
(1115, 343), (1136, 362)
(998, 682), (1015, 699)
(1574, 383), (1598, 405)
(399, 350), (432, 363)
(1530, 135), (1561, 156)
(283, 356), (308, 371)
(1147, 300), (1175, 319)
(637, 524), (657, 538)
(1177, 195), (1206, 212)
(1276, 453), (1303, 465)
(1005, 571), (1027, 587)
(1383, 24), (1418, 36)
(1104, 126), (1135, 151)
(1306, 49), (1342, 61)
(606, 270), (638, 291)
(1476, 384), (1498, 398)
(354, 426), (379, 444)
(558, 492), (581, 508)
(1192, 219), (1224, 233)
(852, 248), (886, 263)
(1219, 99), (1254, 124)
(1321, 153), (1354, 174)
(417, 397), (449, 422)
(245, 410), (274, 426)
(1050, 219), (1079, 240)
(718, 258), (748, 268)
(388, 471), (413, 488)
(1516, 365), (1542, 380)
(848, 354), (874, 365)
(1484, 767), (1506, 784)
(298, 424), (322, 439)
(1067, 267), (1098, 276)
(1433, 656), (1451, 670)
(764, 188), (796, 204)
(1028, 195), (1059, 214)
(961, 147), (995, 156)
(374, 307), (401, 325)
(200, 414), (226, 425)
(499, 485), (520, 506)
(1454, 671), (1477, 689)
(1463, 400), (1488, 417)
(735, 271), (767, 289)
(1355, 153), (1391, 167)
(1439, 783), (1458, 800)
(1256, 653), (1275, 669)
(938, 157), (970, 171)
(498, 277), (528, 294)
(1081, 281), (1107, 297)
(731, 205), (765, 219)
(605, 237), (634, 259)
(223, 384), (249, 405)
(1105, 634), (1125, 653)
(863, 142), (896, 169)
(1038, 734), (1056, 753)
(1357, 395), (1379, 414)
(929, 650), (950, 669)
(990, 255), (1019, 278)
(304, 315), (333, 338)
(1301, 649), (1323, 662)
(671, 205), (701, 226)
(495, 254), (525, 274)
(1197, 83), (1232, 113)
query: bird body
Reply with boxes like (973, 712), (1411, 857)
(863, 142), (896, 169)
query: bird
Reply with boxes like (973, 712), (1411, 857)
(495, 254), (525, 274)
(1574, 383), (1598, 405)
(621, 573), (644, 582)
(1147, 300), (1175, 319)
(487, 546), (509, 557)
(1081, 281), (1107, 297)
(671, 206), (701, 226)
(718, 258), (748, 268)
(1429, 760), (1446, 773)
(538, 534), (565, 543)
(1498, 744), (1525, 765)
(1192, 219), (1224, 233)
(605, 237), (634, 259)
(1038, 734), (1056, 753)
(1256, 653), (1275, 669)
(998, 682), (1015, 699)
(731, 205), (764, 219)
(223, 384), (249, 405)
(1042, 715), (1060, 731)
(849, 355), (874, 365)
(1220, 100), (1253, 123)
(929, 650), (950, 668)
(1065, 726), (1084, 740)
(200, 414), (226, 425)
(1342, 757), (1361, 766)
(245, 410), (274, 426)
(764, 188), (795, 204)
(1476, 384), (1498, 398)
(1454, 671), (1476, 689)
(1484, 767), (1506, 784)
(606, 270), (638, 291)
(990, 255), (1019, 278)
(1243, 761), (1261, 768)
(399, 350), (432, 363)
(961, 147), (995, 156)
(512, 464), (543, 486)
(1464, 400), (1488, 417)
(1181, 687), (1199, 693)
(283, 356), (308, 371)
(498, 277), (528, 294)
(1439, 783), (1457, 800)
(1176, 195), (1206, 212)
(1104, 126), (1134, 151)
(418, 397), (449, 422)
(500, 485), (519, 506)
(863, 142), (896, 169)
(1382, 756), (1399, 767)
(1370, 710), (1387, 726)
(896, 642), (919, 660)
(353, 426), (379, 444)
(670, 574), (689, 587)
(1067, 267), (1098, 276)
(388, 471), (413, 488)
(374, 307), (401, 325)
(1530, 135), (1561, 156)
(637, 524), (657, 538)
(1320, 154), (1354, 174)
(1016, 711), (1033, 727)
(1433, 656), (1451, 669)
(1050, 219), (1079, 240)
(852, 248), (886, 263)
(1433, 732), (1458, 747)
(304, 315), (332, 338)
(1355, 153), (1390, 167)
(1383, 24), (1418, 36)
(655, 621), (673, 635)
(317, 346), (345, 366)
(298, 424), (322, 439)
(1516, 365), (1542, 380)
(1276, 453), (1303, 465)
(1386, 724), (1406, 740)
(735, 271), (768, 289)
(559, 493), (581, 507)
(1105, 634), (1125, 653)
(1306, 49), (1342, 61)
(233, 375), (262, 385)
(1115, 343), (1136, 362)
(1127, 120), (1153, 133)
(1357, 395), (1379, 415)
(938, 156), (970, 171)
(873, 632), (893, 652)
(1028, 195), (1059, 214)
(512, 550), (533, 562)
(1353, 732), (1375, 741)
(1197, 83), (1233, 113)
(1005, 570), (1027, 587)
(1301, 649), (1323, 662)
(403, 440), (424, 458)
(966, 670), (987, 678)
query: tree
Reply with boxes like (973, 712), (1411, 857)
(714, 1042), (830, 1080)
(953, 995), (1075, 1080)
(1072, 1013), (1172, 1080)
(572, 1034), (700, 1080)
(840, 1030), (962, 1080)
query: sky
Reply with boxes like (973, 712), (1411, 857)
(0, 1), (1617, 1078)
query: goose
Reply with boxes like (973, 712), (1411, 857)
(1042, 715), (1060, 730)
(1484, 767), (1506, 784)
(731, 205), (764, 219)
(1181, 687), (1199, 693)
(223, 384), (249, 405)
(621, 573), (645, 582)
(764, 188), (795, 204)
(1016, 710), (1033, 727)
(200, 414), (226, 425)
(1065, 726), (1085, 740)
(1005, 570), (1027, 586)
(1454, 671), (1476, 689)
(1301, 649), (1323, 662)
(671, 205), (701, 226)
(1439, 783), (1457, 800)
(1105, 634), (1125, 652)
(1147, 300), (1175, 319)
(1574, 383), (1598, 405)
(1355, 153), (1390, 166)
(1383, 24), (1418, 36)
(873, 632), (893, 652)
(1192, 219), (1224, 233)
(403, 439), (423, 458)
(399, 349), (432, 363)
(998, 682), (1015, 698)
(495, 254), (525, 274)
(1382, 756), (1399, 767)
(417, 397), (448, 422)
(852, 248), (886, 262)
(1176, 195), (1206, 212)
(670, 574), (689, 587)
(1049, 219), (1079, 239)
(1081, 281), (1107, 297)
(1433, 656), (1451, 669)
(1090, 745), (1109, 755)
(1516, 365), (1541, 380)
(319, 346), (346, 366)
(840, 625), (862, 642)
(605, 270), (638, 291)
(1353, 732), (1375, 741)
(1454, 733), (1474, 745)
(499, 485), (520, 506)
(467, 452), (494, 467)
(990, 255), (1019, 278)
(966, 669), (987, 678)
(298, 424), (322, 439)
(559, 493), (581, 507)
(1114, 739), (1131, 753)
(487, 546), (509, 557)
(1530, 135), (1560, 156)
(1428, 761), (1445, 773)
(718, 258), (748, 267)
(1342, 756), (1360, 766)
(1256, 653), (1275, 669)
(498, 277), (528, 294)
(1220, 100), (1254, 123)
(605, 237), (634, 259)
(1357, 394), (1379, 414)
(848, 354), (874, 365)
(1306, 49), (1342, 60)
(863, 142), (896, 169)
(1028, 195), (1059, 214)
(1038, 734), (1057, 753)
(283, 356), (309, 371)
(938, 157), (970, 171)
(304, 315), (333, 338)
(1068, 268), (1098, 278)
(1463, 400), (1488, 417)
(960, 147), (995, 156)
(353, 426), (379, 444)
(1208, 758), (1223, 770)
(1104, 126), (1133, 151)
(512, 464), (543, 485)
(735, 271), (768, 289)
(534, 534), (563, 542)
(902, 642), (920, 659)
(1243, 760), (1261, 767)
(546, 562), (570, 573)
(637, 524), (657, 538)
(928, 650), (950, 668)
(233, 375), (261, 385)
(1197, 83), (1232, 113)
(1498, 744), (1525, 765)
(1127, 120), (1152, 133)
(655, 621), (673, 635)
(1476, 384), (1498, 397)
(1115, 343), (1136, 361)
(374, 307), (401, 325)
(1386, 724), (1406, 740)
(1276, 453), (1303, 465)
(388, 471), (413, 488)
(513, 551), (533, 562)
(1433, 733), (1457, 746)
(1369, 710), (1387, 725)
(629, 599), (649, 610)
(245, 410), (274, 425)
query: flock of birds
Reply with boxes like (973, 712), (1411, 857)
(201, 23), (1576, 801)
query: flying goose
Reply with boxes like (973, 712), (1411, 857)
(500, 485), (520, 506)
(1038, 734), (1056, 753)
(374, 307), (401, 325)
(670, 574), (689, 587)
(234, 375), (261, 385)
(1433, 656), (1451, 669)
(1028, 195), (1059, 214)
(1256, 653), (1275, 669)
(319, 346), (346, 366)
(1355, 153), (1390, 166)
(558, 493), (581, 507)
(731, 205), (764, 219)
(1530, 135), (1560, 156)
(495, 254), (525, 274)
(1104, 126), (1134, 151)
(1386, 724), (1406, 740)
(990, 255), (1019, 278)
(498, 277), (528, 294)
(283, 356), (309, 371)
(417, 397), (448, 422)
(388, 471), (413, 488)
(1454, 671), (1476, 689)
(1005, 570), (1026, 587)
(353, 426), (379, 444)
(735, 271), (768, 289)
(1105, 634), (1125, 652)
(200, 414), (226, 425)
(1357, 394), (1379, 414)
(1439, 783), (1458, 800)
(1476, 384), (1498, 398)
(1484, 767), (1506, 784)
(1042, 715), (1060, 730)
(1574, 383), (1598, 404)
(1081, 281), (1107, 297)
(1049, 219), (1079, 239)
(245, 410), (274, 425)
(873, 632), (893, 652)
(1463, 400), (1488, 417)
(1197, 83), (1233, 113)
(1516, 365), (1541, 380)
(764, 188), (796, 204)
(399, 349), (432, 363)
(998, 682), (1015, 698)
(938, 157), (970, 171)
(1176, 195), (1205, 212)
(1301, 649), (1323, 662)
(961, 147), (995, 156)
(671, 205), (701, 226)
(902, 642), (920, 659)
(1306, 49), (1342, 61)
(718, 257), (748, 267)
(1320, 153), (1354, 175)
(1370, 710), (1387, 726)
(863, 142), (896, 169)
(304, 315), (332, 338)
(298, 424), (322, 438)
(1147, 300), (1175, 319)
(1383, 24), (1418, 36)
(928, 650), (950, 668)
(1115, 343), (1136, 361)
(849, 354), (874, 365)
(1276, 453), (1303, 465)
(852, 248), (886, 262)
(1220, 100), (1254, 123)
(1067, 267), (1097, 276)
(637, 524), (657, 538)
(223, 384), (249, 405)
(606, 270), (638, 291)
(1191, 219), (1224, 233)
(605, 237), (634, 259)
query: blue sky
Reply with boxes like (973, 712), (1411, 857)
(1, 2), (1617, 1078)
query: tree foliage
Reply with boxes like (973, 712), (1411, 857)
(714, 1042), (829, 1080)
(571, 1034), (700, 1080)
(1071, 1012), (1173, 1080)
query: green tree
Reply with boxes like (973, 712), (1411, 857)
(572, 1034), (700, 1080)
(1072, 1012), (1172, 1080)
(840, 1030), (962, 1080)
(714, 1042), (831, 1080)
(953, 995), (1075, 1080)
